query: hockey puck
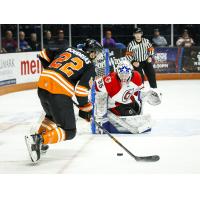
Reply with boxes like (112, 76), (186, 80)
(117, 153), (123, 156)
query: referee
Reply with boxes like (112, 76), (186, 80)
(126, 28), (157, 88)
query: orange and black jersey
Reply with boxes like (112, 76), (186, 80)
(38, 47), (95, 107)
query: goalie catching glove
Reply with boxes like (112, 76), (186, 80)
(146, 88), (162, 105)
(79, 102), (93, 122)
(141, 88), (162, 106)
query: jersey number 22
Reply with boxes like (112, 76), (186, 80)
(50, 52), (84, 77)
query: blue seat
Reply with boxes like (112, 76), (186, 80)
(115, 43), (126, 49)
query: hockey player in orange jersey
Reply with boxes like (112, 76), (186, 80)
(25, 39), (103, 162)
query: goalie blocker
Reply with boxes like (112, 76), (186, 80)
(92, 60), (162, 134)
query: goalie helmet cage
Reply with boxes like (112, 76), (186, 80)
(91, 48), (110, 134)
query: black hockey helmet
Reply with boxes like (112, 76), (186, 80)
(133, 28), (143, 35)
(82, 39), (103, 53)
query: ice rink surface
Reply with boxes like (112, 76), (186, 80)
(0, 80), (200, 174)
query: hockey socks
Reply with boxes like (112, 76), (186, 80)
(42, 127), (66, 144)
(37, 117), (67, 144)
(38, 118), (57, 134)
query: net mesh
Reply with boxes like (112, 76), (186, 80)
(91, 49), (110, 133)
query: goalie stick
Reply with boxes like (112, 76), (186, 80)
(94, 121), (160, 162)
(71, 99), (159, 162)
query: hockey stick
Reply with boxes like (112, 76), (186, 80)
(71, 99), (159, 162)
(94, 120), (160, 162)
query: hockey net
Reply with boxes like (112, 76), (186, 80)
(90, 49), (110, 133)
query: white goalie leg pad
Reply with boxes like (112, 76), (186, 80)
(107, 111), (152, 134)
(123, 114), (153, 133)
(95, 92), (108, 134)
(95, 92), (108, 117)
(107, 111), (139, 134)
(95, 116), (109, 134)
(123, 114), (152, 128)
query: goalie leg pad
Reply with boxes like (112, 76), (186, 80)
(95, 92), (108, 117)
(108, 111), (152, 134)
(123, 114), (152, 128)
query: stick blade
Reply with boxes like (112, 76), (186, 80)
(135, 155), (160, 162)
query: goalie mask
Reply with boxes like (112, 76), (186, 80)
(116, 62), (133, 84)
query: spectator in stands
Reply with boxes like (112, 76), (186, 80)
(176, 29), (194, 48)
(19, 31), (31, 51)
(152, 29), (168, 47)
(44, 30), (55, 49)
(29, 33), (41, 51)
(55, 29), (68, 49)
(2, 30), (17, 53)
(103, 31), (116, 49)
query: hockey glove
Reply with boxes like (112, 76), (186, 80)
(79, 110), (92, 122)
(141, 88), (162, 106)
(146, 88), (162, 106)
(79, 102), (93, 122)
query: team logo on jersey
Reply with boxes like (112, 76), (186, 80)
(105, 76), (111, 83)
(122, 89), (134, 102)
(128, 109), (135, 115)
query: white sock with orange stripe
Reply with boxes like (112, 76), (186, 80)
(42, 127), (66, 144)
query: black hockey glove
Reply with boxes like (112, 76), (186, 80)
(78, 102), (93, 122)
(79, 110), (92, 122)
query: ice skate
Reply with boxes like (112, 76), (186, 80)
(25, 134), (43, 162)
(41, 144), (49, 154)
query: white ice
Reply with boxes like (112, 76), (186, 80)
(0, 80), (200, 173)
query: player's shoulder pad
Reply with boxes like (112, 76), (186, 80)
(95, 72), (116, 92)
(103, 72), (118, 84)
(133, 70), (141, 77)
(38, 49), (50, 62)
(95, 77), (106, 92)
(131, 71), (143, 86)
(66, 47), (92, 65)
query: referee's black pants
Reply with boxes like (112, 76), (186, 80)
(133, 61), (157, 88)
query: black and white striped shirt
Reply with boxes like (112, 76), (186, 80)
(126, 38), (154, 62)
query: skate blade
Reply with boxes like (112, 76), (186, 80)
(40, 149), (48, 155)
(25, 135), (39, 163)
(41, 150), (47, 154)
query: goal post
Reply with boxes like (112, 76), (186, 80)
(91, 48), (110, 134)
